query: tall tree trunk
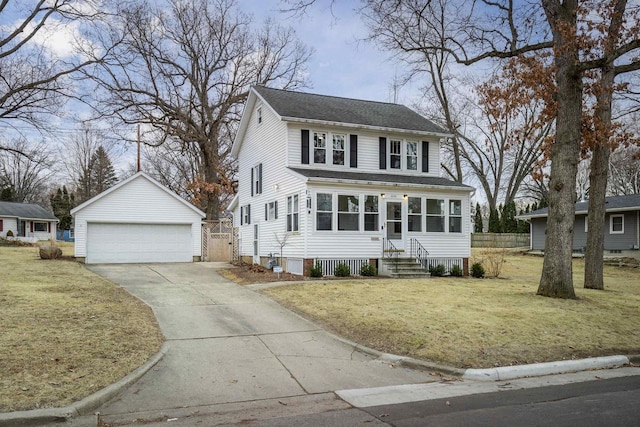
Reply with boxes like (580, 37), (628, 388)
(203, 146), (220, 220)
(537, 0), (580, 299)
(584, 65), (615, 290)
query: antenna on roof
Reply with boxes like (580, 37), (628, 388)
(137, 124), (141, 172)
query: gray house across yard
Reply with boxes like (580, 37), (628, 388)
(519, 194), (640, 258)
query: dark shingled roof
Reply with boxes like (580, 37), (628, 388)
(0, 201), (58, 221)
(288, 168), (473, 189)
(254, 86), (448, 134)
(522, 194), (640, 218)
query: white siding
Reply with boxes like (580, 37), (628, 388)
(235, 99), (308, 261)
(0, 217), (17, 238)
(74, 175), (203, 258)
(304, 183), (470, 260)
(286, 124), (441, 177)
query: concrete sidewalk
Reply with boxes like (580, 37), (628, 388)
(85, 263), (435, 424)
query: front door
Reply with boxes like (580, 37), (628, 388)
(386, 201), (403, 250)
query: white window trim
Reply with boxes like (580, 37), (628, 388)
(287, 194), (299, 232)
(387, 138), (421, 173)
(311, 130), (350, 168)
(610, 214), (624, 234)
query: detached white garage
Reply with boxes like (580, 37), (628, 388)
(71, 172), (205, 264)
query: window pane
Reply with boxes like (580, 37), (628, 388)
(365, 214), (379, 231)
(450, 200), (462, 216)
(408, 215), (422, 232)
(293, 213), (299, 231)
(449, 217), (462, 233)
(317, 212), (332, 230)
(314, 132), (326, 163)
(338, 195), (359, 213)
(338, 213), (359, 230)
(407, 141), (417, 170)
(426, 216), (445, 232)
(314, 148), (326, 163)
(390, 139), (401, 169)
(365, 196), (378, 212)
(408, 197), (421, 214)
(317, 193), (332, 211)
(293, 195), (298, 211)
(426, 199), (444, 215)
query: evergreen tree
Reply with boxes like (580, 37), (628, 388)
(474, 202), (483, 233)
(501, 201), (518, 233)
(0, 186), (15, 201)
(488, 207), (501, 233)
(50, 186), (75, 239)
(77, 146), (118, 202)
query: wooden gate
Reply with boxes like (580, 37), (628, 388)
(202, 220), (237, 262)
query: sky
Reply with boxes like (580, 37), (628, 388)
(236, 0), (416, 104)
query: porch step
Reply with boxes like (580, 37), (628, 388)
(381, 257), (431, 279)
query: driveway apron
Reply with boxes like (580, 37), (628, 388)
(88, 263), (433, 417)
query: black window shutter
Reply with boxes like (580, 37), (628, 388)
(350, 135), (358, 168)
(379, 137), (387, 169)
(250, 168), (254, 196)
(301, 129), (310, 164)
(275, 201), (278, 219)
(258, 163), (263, 194)
(240, 206), (244, 225)
(422, 141), (429, 173)
(265, 203), (268, 220)
(247, 205), (251, 224)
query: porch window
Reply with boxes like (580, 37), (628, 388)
(426, 199), (445, 232)
(408, 197), (422, 232)
(390, 139), (401, 169)
(332, 134), (345, 165)
(406, 141), (418, 171)
(287, 194), (299, 232)
(338, 194), (359, 231)
(364, 195), (379, 231)
(449, 200), (462, 233)
(610, 214), (624, 234)
(314, 132), (327, 164)
(316, 193), (332, 230)
(34, 222), (48, 232)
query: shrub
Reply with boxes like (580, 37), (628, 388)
(450, 264), (463, 277)
(309, 262), (323, 278)
(429, 263), (446, 277)
(471, 262), (485, 278)
(360, 263), (377, 276)
(39, 245), (63, 260)
(334, 262), (351, 277)
(481, 247), (508, 278)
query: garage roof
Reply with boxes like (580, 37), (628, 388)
(71, 171), (205, 217)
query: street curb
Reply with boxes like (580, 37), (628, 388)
(0, 343), (169, 427)
(462, 355), (630, 381)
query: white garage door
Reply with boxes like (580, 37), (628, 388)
(87, 223), (193, 263)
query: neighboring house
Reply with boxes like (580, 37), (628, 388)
(229, 86), (474, 276)
(0, 201), (58, 241)
(71, 171), (205, 264)
(519, 194), (640, 257)
(59, 228), (75, 242)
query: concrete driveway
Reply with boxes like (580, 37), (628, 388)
(87, 263), (434, 424)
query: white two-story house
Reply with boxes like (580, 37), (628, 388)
(229, 86), (474, 276)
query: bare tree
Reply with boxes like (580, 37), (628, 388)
(0, 1), (106, 154)
(87, 0), (311, 219)
(361, 0), (640, 299)
(608, 145), (640, 195)
(0, 138), (55, 204)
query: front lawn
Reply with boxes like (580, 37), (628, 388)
(262, 251), (640, 369)
(0, 244), (164, 412)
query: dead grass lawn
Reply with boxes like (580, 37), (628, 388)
(262, 250), (640, 369)
(0, 245), (163, 412)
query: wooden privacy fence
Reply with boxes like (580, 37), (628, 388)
(202, 219), (238, 262)
(471, 233), (530, 248)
